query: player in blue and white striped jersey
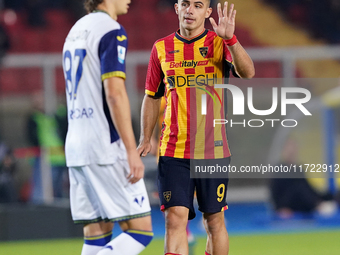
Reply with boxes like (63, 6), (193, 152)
(62, 1), (153, 254)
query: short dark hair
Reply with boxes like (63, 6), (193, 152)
(84, 0), (104, 13)
(178, 0), (211, 7)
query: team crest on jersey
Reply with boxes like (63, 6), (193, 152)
(163, 191), (171, 202)
(117, 45), (126, 64)
(199, 47), (209, 58)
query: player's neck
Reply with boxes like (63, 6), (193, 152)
(96, 3), (118, 20)
(179, 26), (205, 39)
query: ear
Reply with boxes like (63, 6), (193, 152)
(205, 7), (212, 19)
(174, 3), (179, 14)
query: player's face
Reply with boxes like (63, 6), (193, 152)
(175, 0), (212, 32)
(113, 0), (131, 15)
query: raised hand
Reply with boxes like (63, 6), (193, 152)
(209, 2), (236, 40)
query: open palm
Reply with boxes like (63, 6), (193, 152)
(209, 2), (236, 40)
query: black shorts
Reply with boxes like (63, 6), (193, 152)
(158, 156), (230, 220)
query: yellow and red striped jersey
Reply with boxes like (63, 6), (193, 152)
(145, 29), (235, 159)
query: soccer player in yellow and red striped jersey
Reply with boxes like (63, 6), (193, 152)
(138, 1), (255, 255)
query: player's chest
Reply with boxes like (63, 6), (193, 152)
(160, 41), (224, 76)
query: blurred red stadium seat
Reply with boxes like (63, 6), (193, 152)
(1, 2), (284, 96)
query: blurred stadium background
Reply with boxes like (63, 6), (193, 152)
(0, 0), (340, 254)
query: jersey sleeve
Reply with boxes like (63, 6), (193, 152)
(99, 27), (128, 81)
(145, 43), (165, 97)
(223, 40), (239, 78)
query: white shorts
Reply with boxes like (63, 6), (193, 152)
(69, 159), (151, 224)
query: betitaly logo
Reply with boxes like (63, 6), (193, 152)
(169, 60), (208, 68)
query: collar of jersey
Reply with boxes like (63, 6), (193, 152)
(92, 9), (110, 16)
(175, 29), (208, 44)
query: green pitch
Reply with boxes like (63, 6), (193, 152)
(0, 230), (339, 254)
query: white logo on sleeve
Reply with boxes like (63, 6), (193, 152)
(117, 45), (126, 64)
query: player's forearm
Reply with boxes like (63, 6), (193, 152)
(228, 42), (255, 79)
(104, 82), (137, 152)
(139, 95), (161, 144)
